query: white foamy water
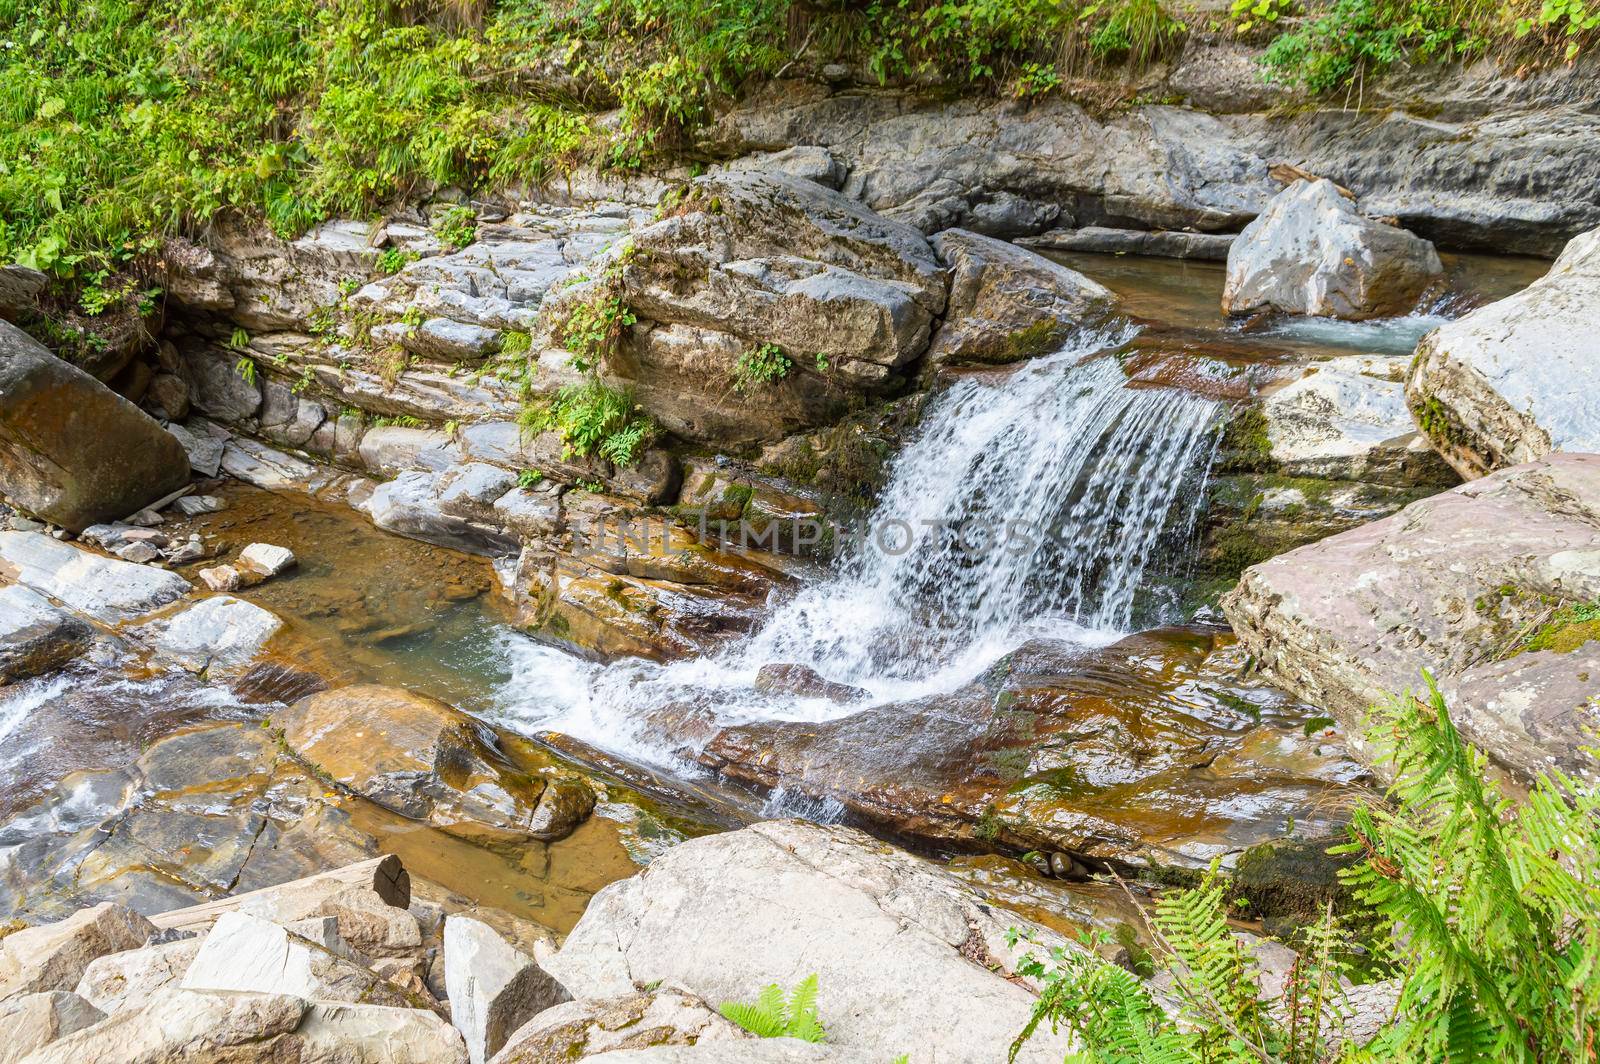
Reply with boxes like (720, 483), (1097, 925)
(492, 335), (1221, 766)
(1263, 311), (1449, 356)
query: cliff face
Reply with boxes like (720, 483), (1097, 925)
(701, 42), (1600, 256)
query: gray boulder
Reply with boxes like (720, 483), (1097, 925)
(1406, 225), (1600, 478)
(1222, 452), (1600, 782)
(1221, 180), (1443, 320)
(0, 321), (190, 532)
(1260, 355), (1457, 487)
(130, 594), (283, 676)
(180, 345), (261, 424)
(927, 228), (1117, 366)
(0, 532), (191, 624)
(618, 171), (945, 391)
(542, 820), (1077, 1063)
(723, 146), (847, 189)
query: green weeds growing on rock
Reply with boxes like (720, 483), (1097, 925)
(719, 974), (826, 1042)
(733, 342), (793, 392)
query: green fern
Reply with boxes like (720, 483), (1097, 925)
(719, 974), (827, 1043)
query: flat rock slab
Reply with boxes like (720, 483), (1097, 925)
(489, 987), (744, 1064)
(0, 531), (191, 624)
(1223, 452), (1600, 781)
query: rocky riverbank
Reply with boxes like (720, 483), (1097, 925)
(3, 41), (1599, 1063)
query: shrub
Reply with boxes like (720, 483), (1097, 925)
(1010, 676), (1600, 1063)
(520, 378), (657, 465)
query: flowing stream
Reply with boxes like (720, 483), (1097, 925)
(494, 331), (1223, 765)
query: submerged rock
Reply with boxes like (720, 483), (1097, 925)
(0, 321), (190, 532)
(272, 685), (594, 842)
(542, 819), (1078, 1064)
(927, 228), (1117, 367)
(1222, 452), (1600, 781)
(692, 629), (1368, 875)
(1221, 180), (1442, 320)
(1406, 224), (1600, 478)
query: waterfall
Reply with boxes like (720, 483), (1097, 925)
(494, 330), (1222, 759)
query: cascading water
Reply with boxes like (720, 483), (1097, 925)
(493, 329), (1221, 764)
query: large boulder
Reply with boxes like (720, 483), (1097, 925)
(75, 938), (203, 1015)
(610, 171), (945, 415)
(272, 685), (593, 842)
(926, 228), (1117, 366)
(1221, 180), (1442, 320)
(1406, 226), (1600, 479)
(0, 321), (189, 531)
(1222, 453), (1600, 782)
(0, 902), (155, 999)
(541, 820), (1077, 1063)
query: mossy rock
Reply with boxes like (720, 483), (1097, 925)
(1232, 835), (1358, 926)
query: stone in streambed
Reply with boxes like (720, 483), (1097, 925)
(238, 541), (296, 578)
(131, 595), (283, 677)
(272, 685), (594, 841)
(0, 320), (190, 532)
(0, 584), (92, 683)
(1222, 179), (1442, 320)
(445, 914), (571, 1064)
(0, 531), (190, 624)
(753, 663), (868, 703)
(1406, 224), (1600, 479)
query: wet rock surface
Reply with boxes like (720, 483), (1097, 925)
(682, 628), (1370, 875)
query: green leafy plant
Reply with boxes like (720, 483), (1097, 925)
(375, 247), (418, 275)
(733, 342), (793, 392)
(559, 294), (636, 373)
(719, 974), (826, 1042)
(520, 378), (657, 465)
(517, 468), (544, 488)
(1230, 0), (1295, 31)
(1011, 677), (1600, 1063)
(432, 204), (478, 251)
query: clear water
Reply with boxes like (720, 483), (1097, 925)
(491, 332), (1222, 766)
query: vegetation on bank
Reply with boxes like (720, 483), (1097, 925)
(1010, 678), (1600, 1063)
(4, 0), (1594, 295)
